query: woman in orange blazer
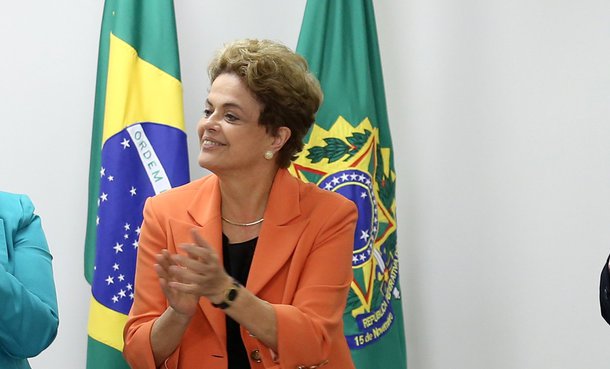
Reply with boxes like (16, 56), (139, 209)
(123, 39), (357, 369)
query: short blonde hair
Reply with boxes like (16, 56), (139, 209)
(208, 39), (323, 168)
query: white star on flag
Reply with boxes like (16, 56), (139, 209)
(130, 186), (137, 196)
(393, 287), (401, 299)
(120, 138), (131, 149)
(112, 263), (119, 271)
(360, 230), (370, 241)
(108, 175), (114, 181)
(118, 274), (125, 281)
(124, 223), (131, 230)
(105, 276), (114, 285)
(100, 167), (106, 177)
(100, 193), (108, 202)
(113, 242), (124, 253)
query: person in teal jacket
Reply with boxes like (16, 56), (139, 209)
(0, 192), (59, 369)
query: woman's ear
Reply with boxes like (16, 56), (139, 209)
(270, 126), (291, 151)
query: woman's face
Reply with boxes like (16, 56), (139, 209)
(197, 73), (276, 173)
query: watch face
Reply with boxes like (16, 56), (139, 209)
(227, 287), (238, 302)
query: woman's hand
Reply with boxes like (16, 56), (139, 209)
(165, 230), (232, 305)
(155, 249), (200, 317)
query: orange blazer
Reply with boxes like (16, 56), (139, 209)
(124, 169), (357, 369)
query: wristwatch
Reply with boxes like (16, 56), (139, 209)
(211, 279), (241, 309)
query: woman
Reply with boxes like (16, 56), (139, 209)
(123, 39), (357, 369)
(0, 192), (59, 369)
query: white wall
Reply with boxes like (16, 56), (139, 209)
(1, 1), (609, 368)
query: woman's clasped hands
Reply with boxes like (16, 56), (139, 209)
(154, 230), (231, 317)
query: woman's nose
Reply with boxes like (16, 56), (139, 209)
(198, 114), (218, 132)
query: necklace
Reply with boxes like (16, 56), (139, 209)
(221, 216), (264, 227)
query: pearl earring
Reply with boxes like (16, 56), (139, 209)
(264, 151), (274, 160)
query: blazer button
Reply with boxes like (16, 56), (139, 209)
(250, 349), (262, 363)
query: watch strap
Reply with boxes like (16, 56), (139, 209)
(211, 279), (241, 309)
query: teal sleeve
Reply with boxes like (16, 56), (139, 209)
(0, 195), (59, 358)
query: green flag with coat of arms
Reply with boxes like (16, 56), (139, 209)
(290, 0), (407, 368)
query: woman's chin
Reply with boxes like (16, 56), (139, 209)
(198, 156), (215, 171)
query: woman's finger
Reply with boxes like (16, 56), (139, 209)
(167, 280), (198, 294)
(155, 249), (175, 269)
(179, 243), (208, 260)
(191, 229), (211, 249)
(179, 244), (220, 267)
(171, 253), (212, 275)
(168, 264), (209, 285)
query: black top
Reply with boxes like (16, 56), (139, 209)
(222, 234), (257, 369)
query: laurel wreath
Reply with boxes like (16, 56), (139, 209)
(306, 129), (372, 164)
(374, 144), (395, 212)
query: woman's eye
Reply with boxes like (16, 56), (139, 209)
(203, 109), (212, 118)
(225, 114), (238, 123)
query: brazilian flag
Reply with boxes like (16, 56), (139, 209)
(84, 1), (189, 368)
(291, 1), (408, 368)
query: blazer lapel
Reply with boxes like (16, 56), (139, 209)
(171, 175), (227, 344)
(247, 169), (306, 295)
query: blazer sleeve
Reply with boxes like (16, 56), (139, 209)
(273, 198), (357, 368)
(0, 195), (59, 358)
(123, 198), (181, 369)
(600, 254), (610, 324)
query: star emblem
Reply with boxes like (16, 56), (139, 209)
(113, 242), (124, 253)
(360, 230), (370, 241)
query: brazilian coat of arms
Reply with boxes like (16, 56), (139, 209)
(289, 116), (401, 349)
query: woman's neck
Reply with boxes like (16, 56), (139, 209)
(218, 166), (278, 244)
(218, 166), (279, 223)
